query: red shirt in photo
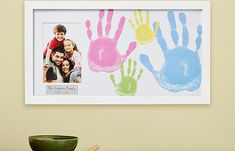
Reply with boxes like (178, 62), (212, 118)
(43, 37), (65, 58)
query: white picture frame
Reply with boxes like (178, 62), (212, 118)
(25, 1), (210, 104)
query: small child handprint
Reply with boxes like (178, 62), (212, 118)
(110, 59), (143, 96)
(129, 10), (158, 45)
(85, 10), (137, 73)
(140, 11), (202, 92)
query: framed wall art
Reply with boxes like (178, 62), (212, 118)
(25, 1), (210, 104)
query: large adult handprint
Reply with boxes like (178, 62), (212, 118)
(85, 10), (137, 73)
(140, 11), (202, 92)
(110, 59), (143, 96)
(129, 10), (157, 45)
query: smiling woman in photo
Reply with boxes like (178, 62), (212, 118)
(59, 58), (74, 83)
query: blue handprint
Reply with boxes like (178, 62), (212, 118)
(140, 11), (202, 92)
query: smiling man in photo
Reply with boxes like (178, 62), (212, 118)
(43, 46), (65, 83)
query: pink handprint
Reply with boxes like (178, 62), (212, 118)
(85, 10), (137, 72)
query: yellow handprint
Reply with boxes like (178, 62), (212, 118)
(129, 10), (159, 45)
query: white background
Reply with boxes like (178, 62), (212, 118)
(34, 10), (202, 97)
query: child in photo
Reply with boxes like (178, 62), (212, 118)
(43, 24), (67, 64)
(63, 39), (82, 83)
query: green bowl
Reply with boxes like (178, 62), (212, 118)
(29, 135), (78, 151)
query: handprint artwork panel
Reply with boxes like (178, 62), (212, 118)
(82, 9), (205, 96)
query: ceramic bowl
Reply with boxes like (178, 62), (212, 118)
(29, 135), (78, 151)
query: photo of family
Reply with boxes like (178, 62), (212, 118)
(42, 24), (82, 83)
